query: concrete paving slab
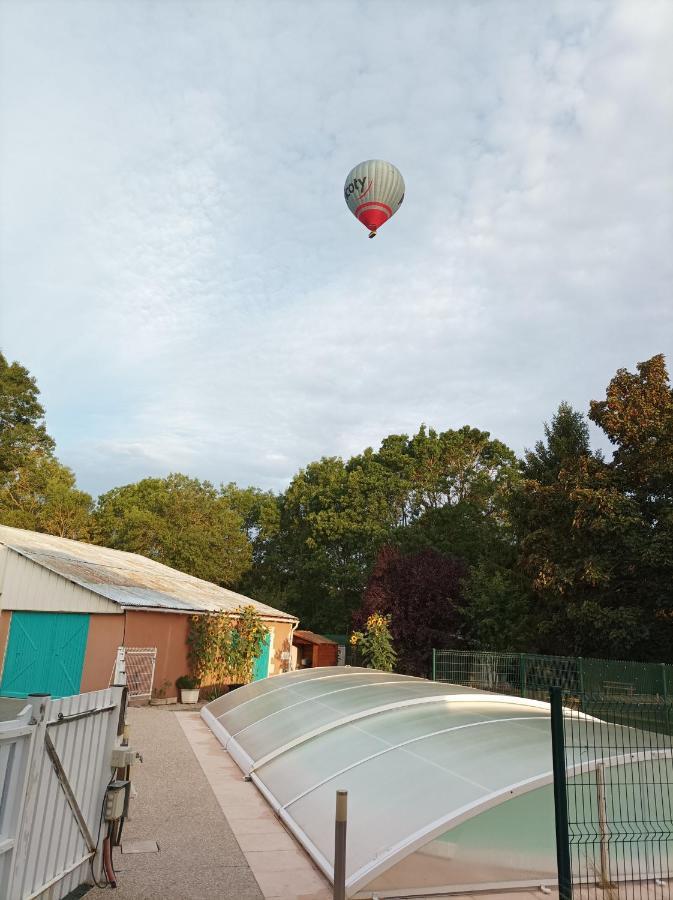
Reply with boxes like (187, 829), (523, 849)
(121, 840), (159, 854)
(236, 831), (298, 852)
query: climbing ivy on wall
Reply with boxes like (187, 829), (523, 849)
(187, 605), (268, 686)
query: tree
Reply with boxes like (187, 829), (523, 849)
(0, 353), (54, 475)
(0, 353), (93, 539)
(0, 454), (94, 539)
(94, 474), (252, 585)
(358, 546), (467, 676)
(510, 379), (673, 660)
(589, 355), (673, 658)
(244, 426), (518, 634)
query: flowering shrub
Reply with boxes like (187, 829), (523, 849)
(187, 604), (268, 685)
(350, 612), (396, 672)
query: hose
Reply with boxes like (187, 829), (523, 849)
(103, 825), (117, 888)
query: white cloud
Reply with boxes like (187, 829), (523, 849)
(1, 0), (671, 495)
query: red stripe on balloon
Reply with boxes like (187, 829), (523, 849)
(355, 200), (393, 216)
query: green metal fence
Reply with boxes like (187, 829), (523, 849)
(550, 688), (673, 898)
(432, 650), (672, 703)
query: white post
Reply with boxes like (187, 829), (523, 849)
(113, 647), (127, 686)
(8, 694), (51, 900)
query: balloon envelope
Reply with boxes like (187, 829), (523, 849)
(344, 160), (405, 237)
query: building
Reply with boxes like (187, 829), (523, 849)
(291, 630), (339, 669)
(0, 525), (298, 699)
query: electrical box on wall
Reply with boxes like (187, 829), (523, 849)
(111, 747), (138, 768)
(104, 781), (129, 821)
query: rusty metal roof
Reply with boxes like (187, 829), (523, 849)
(0, 526), (297, 621)
(293, 630), (338, 645)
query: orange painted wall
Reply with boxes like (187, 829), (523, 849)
(2, 605), (296, 697)
(80, 614), (125, 692)
(0, 610), (12, 682)
(124, 610), (190, 697)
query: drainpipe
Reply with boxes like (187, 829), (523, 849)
(288, 621), (299, 672)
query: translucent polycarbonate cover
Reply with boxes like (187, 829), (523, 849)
(202, 668), (671, 895)
(366, 784), (558, 893)
(206, 667), (479, 768)
(286, 716), (552, 882)
(257, 699), (550, 808)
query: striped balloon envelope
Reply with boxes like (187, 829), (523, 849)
(344, 160), (405, 238)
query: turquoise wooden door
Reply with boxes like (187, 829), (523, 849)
(253, 632), (271, 681)
(0, 612), (90, 698)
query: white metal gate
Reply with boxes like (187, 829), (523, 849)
(110, 647), (157, 698)
(0, 687), (123, 899)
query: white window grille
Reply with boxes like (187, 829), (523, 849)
(110, 647), (157, 698)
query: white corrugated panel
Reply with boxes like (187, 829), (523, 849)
(1, 551), (119, 614)
(10, 688), (122, 900)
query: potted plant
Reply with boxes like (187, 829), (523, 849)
(175, 675), (200, 704)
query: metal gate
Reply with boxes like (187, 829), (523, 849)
(110, 647), (157, 698)
(0, 687), (124, 899)
(550, 687), (673, 899)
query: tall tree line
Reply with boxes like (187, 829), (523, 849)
(1, 350), (671, 670)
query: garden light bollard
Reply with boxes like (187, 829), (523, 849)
(334, 789), (348, 900)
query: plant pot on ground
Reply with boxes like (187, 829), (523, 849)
(175, 675), (200, 704)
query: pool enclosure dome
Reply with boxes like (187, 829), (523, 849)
(202, 666), (672, 898)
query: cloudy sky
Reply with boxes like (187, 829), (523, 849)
(1, 0), (671, 498)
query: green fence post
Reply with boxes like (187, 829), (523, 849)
(519, 653), (526, 697)
(432, 649), (436, 682)
(661, 663), (668, 703)
(550, 686), (572, 900)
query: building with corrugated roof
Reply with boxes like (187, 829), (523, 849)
(0, 525), (298, 699)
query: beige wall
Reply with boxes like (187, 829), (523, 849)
(268, 620), (294, 676)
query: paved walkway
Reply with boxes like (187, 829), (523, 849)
(88, 706), (263, 900)
(177, 712), (331, 900)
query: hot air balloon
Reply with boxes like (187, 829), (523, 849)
(344, 159), (405, 238)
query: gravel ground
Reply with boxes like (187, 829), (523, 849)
(88, 706), (263, 900)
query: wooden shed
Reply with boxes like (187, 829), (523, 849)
(292, 630), (339, 669)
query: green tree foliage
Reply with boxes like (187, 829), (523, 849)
(0, 354), (55, 474)
(94, 474), (252, 585)
(509, 362), (673, 660)
(589, 355), (673, 657)
(0, 353), (93, 538)
(246, 426), (518, 634)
